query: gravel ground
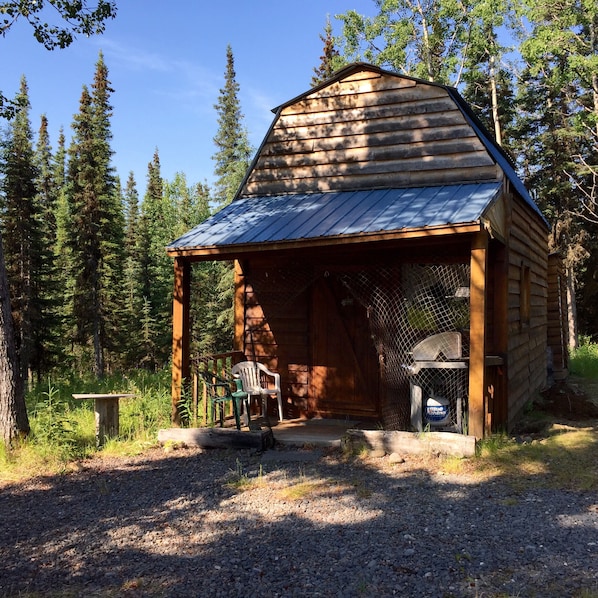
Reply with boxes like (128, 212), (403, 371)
(1, 444), (597, 598)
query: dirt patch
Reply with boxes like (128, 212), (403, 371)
(540, 377), (598, 419)
(514, 376), (598, 436)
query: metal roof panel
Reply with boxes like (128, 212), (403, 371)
(167, 182), (502, 251)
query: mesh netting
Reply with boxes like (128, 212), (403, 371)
(243, 262), (470, 432)
(339, 263), (470, 431)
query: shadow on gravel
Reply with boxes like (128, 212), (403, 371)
(1, 442), (597, 597)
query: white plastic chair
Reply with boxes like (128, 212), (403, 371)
(231, 361), (284, 421)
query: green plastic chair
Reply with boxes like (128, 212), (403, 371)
(199, 371), (249, 430)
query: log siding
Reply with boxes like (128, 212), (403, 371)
(241, 70), (499, 198)
(170, 63), (550, 437)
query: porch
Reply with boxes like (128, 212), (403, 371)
(163, 350), (476, 457)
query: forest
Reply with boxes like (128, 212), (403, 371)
(0, 0), (597, 444)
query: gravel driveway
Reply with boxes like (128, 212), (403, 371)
(1, 445), (597, 597)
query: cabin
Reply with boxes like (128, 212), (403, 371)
(167, 63), (554, 438)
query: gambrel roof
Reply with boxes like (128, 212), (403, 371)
(168, 63), (546, 257)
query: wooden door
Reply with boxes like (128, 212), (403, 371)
(310, 276), (379, 419)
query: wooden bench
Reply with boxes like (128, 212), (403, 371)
(72, 393), (136, 448)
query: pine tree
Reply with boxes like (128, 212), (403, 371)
(65, 53), (123, 375)
(32, 114), (63, 377)
(0, 76), (43, 385)
(312, 16), (344, 86)
(212, 45), (253, 209)
(136, 150), (168, 369)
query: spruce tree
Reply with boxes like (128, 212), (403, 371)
(212, 45), (253, 209)
(53, 129), (74, 361)
(65, 53), (123, 375)
(0, 76), (42, 385)
(0, 0), (115, 444)
(32, 114), (63, 377)
(136, 150), (167, 369)
(312, 16), (344, 86)
(0, 79), (32, 444)
(66, 85), (101, 371)
(203, 46), (254, 355)
(0, 239), (28, 445)
(122, 171), (144, 367)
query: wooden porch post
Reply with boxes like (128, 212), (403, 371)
(469, 231), (488, 439)
(171, 256), (191, 426)
(233, 259), (244, 353)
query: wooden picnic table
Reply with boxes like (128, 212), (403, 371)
(72, 393), (136, 448)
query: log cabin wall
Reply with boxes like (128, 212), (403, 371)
(170, 64), (550, 436)
(236, 257), (313, 419)
(484, 239), (509, 431)
(505, 196), (549, 428)
(239, 69), (502, 198)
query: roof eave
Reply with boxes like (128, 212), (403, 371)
(166, 221), (484, 260)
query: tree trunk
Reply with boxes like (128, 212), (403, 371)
(566, 265), (578, 350)
(0, 236), (29, 446)
(489, 54), (502, 146)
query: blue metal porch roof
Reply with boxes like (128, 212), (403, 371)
(167, 182), (501, 252)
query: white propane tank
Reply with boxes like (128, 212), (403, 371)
(424, 396), (450, 426)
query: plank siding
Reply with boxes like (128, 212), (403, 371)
(240, 73), (501, 198)
(505, 196), (548, 427)
(237, 259), (312, 417)
(171, 64), (549, 435)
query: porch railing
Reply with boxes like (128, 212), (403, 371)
(188, 351), (245, 426)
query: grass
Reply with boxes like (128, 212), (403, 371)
(225, 459), (266, 492)
(0, 368), (173, 484)
(277, 479), (328, 500)
(437, 343), (598, 489)
(3, 343), (598, 489)
(439, 420), (598, 491)
(570, 340), (598, 378)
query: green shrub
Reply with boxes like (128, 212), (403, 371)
(570, 342), (598, 378)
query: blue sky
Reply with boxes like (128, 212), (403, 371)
(1, 1), (373, 190)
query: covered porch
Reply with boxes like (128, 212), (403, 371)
(169, 219), (504, 440)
